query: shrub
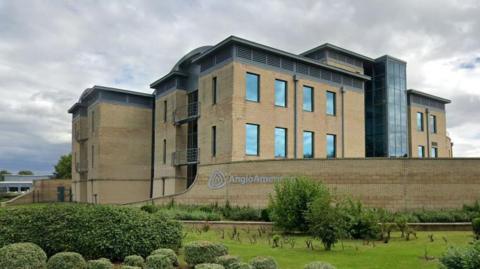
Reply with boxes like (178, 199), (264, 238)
(472, 217), (480, 239)
(87, 258), (113, 269)
(0, 242), (47, 269)
(141, 204), (159, 213)
(145, 254), (172, 269)
(195, 264), (225, 269)
(230, 262), (253, 269)
(184, 241), (228, 266)
(439, 241), (480, 269)
(0, 204), (182, 260)
(304, 261), (336, 269)
(123, 255), (144, 268)
(268, 177), (328, 232)
(215, 255), (240, 268)
(47, 252), (87, 269)
(249, 256), (278, 269)
(151, 248), (178, 266)
(306, 194), (343, 251)
(121, 266), (142, 269)
(339, 200), (380, 240)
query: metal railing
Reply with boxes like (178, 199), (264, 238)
(172, 148), (199, 166)
(173, 102), (200, 125)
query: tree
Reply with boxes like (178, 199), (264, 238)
(18, 170), (34, 175)
(54, 154), (72, 179)
(0, 170), (11, 181)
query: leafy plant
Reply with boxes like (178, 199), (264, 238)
(123, 255), (144, 268)
(472, 217), (480, 240)
(151, 248), (178, 266)
(47, 252), (87, 269)
(249, 256), (278, 269)
(0, 242), (47, 269)
(304, 261), (336, 269)
(184, 241), (228, 266)
(87, 258), (113, 269)
(145, 254), (172, 269)
(195, 264), (225, 269)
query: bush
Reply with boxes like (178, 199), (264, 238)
(472, 217), (480, 239)
(304, 261), (336, 269)
(145, 254), (172, 269)
(0, 204), (182, 260)
(0, 242), (47, 269)
(230, 262), (253, 269)
(268, 177), (328, 232)
(215, 255), (240, 268)
(339, 200), (380, 240)
(249, 256), (278, 269)
(439, 245), (476, 269)
(87, 258), (113, 269)
(195, 264), (225, 269)
(184, 241), (228, 266)
(123, 255), (144, 268)
(151, 248), (178, 266)
(141, 204), (159, 213)
(47, 252), (87, 269)
(121, 266), (142, 269)
(306, 194), (343, 250)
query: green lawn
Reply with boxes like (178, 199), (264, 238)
(181, 228), (473, 269)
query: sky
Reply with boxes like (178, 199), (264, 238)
(1, 0), (480, 174)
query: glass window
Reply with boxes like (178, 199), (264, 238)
(417, 112), (424, 131)
(430, 115), (437, 133)
(431, 147), (438, 158)
(212, 126), (216, 157)
(245, 124), (259, 155)
(303, 86), (313, 112)
(91, 145), (94, 168)
(275, 79), (287, 107)
(327, 134), (336, 158)
(91, 111), (95, 133)
(303, 131), (314, 159)
(212, 77), (217, 105)
(246, 73), (259, 102)
(163, 139), (167, 164)
(326, 91), (336, 115)
(275, 128), (287, 158)
(163, 100), (167, 122)
(418, 145), (425, 158)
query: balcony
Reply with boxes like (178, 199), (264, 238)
(172, 148), (199, 166)
(173, 102), (200, 125)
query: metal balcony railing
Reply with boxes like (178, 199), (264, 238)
(173, 102), (200, 125)
(172, 148), (199, 166)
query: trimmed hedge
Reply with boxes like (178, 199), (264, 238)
(184, 241), (228, 266)
(145, 254), (172, 269)
(249, 257), (278, 269)
(195, 264), (225, 269)
(215, 255), (240, 268)
(0, 204), (182, 260)
(121, 266), (142, 269)
(0, 242), (47, 269)
(151, 248), (178, 266)
(87, 258), (113, 269)
(304, 261), (336, 269)
(230, 262), (253, 269)
(123, 255), (144, 268)
(47, 252), (87, 269)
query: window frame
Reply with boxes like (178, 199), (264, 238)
(303, 85), (314, 112)
(245, 72), (260, 102)
(418, 145), (425, 158)
(274, 127), (287, 158)
(212, 76), (217, 105)
(326, 91), (336, 116)
(163, 139), (167, 164)
(326, 134), (337, 159)
(303, 131), (315, 159)
(212, 126), (217, 157)
(274, 79), (288, 107)
(417, 112), (424, 132)
(430, 114), (437, 133)
(163, 100), (167, 123)
(245, 123), (260, 156)
(431, 147), (438, 158)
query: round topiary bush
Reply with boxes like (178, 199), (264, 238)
(151, 248), (178, 266)
(304, 261), (336, 269)
(145, 254), (172, 269)
(472, 217), (480, 239)
(249, 256), (278, 269)
(215, 255), (240, 268)
(124, 255), (145, 268)
(0, 242), (47, 269)
(47, 252), (87, 269)
(87, 258), (113, 269)
(121, 266), (142, 269)
(230, 262), (253, 269)
(184, 241), (228, 266)
(195, 263), (225, 269)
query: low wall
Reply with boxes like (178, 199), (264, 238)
(130, 158), (480, 211)
(2, 179), (72, 206)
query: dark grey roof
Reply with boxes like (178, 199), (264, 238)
(191, 35), (371, 81)
(300, 43), (374, 62)
(375, 54), (407, 64)
(407, 89), (451, 104)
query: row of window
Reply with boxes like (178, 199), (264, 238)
(245, 124), (336, 158)
(246, 73), (337, 115)
(416, 112), (437, 133)
(417, 145), (438, 158)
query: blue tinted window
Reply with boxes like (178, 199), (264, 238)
(275, 79), (287, 107)
(303, 86), (313, 112)
(327, 134), (336, 158)
(431, 147), (438, 158)
(246, 73), (259, 102)
(430, 115), (437, 133)
(303, 131), (314, 158)
(245, 124), (259, 155)
(275, 128), (287, 158)
(326, 91), (336, 115)
(417, 112), (424, 131)
(418, 145), (425, 158)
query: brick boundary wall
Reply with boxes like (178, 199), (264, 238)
(128, 158), (480, 211)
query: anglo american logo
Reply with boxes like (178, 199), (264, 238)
(207, 170), (285, 190)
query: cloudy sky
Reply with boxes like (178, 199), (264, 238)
(1, 0), (480, 174)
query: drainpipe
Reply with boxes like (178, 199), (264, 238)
(341, 86), (345, 158)
(293, 75), (298, 159)
(149, 98), (156, 198)
(425, 108), (430, 158)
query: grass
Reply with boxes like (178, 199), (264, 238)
(180, 228), (473, 269)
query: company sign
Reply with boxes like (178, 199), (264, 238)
(207, 170), (285, 190)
